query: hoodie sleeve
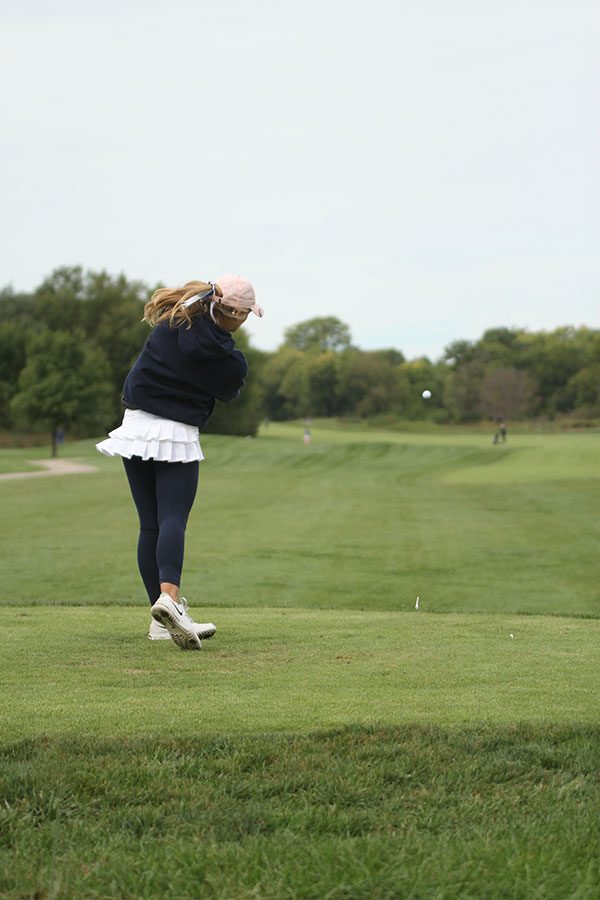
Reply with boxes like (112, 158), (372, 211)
(207, 350), (249, 402)
(176, 315), (248, 401)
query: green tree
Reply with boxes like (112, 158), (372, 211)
(32, 266), (88, 332)
(336, 351), (409, 418)
(11, 329), (113, 456)
(443, 360), (485, 422)
(33, 267), (151, 421)
(479, 367), (537, 420)
(564, 365), (600, 414)
(477, 328), (522, 366)
(520, 327), (594, 415)
(400, 357), (447, 418)
(261, 347), (311, 420)
(371, 348), (405, 366)
(305, 352), (341, 417)
(284, 317), (352, 353)
(0, 322), (29, 428)
(443, 339), (475, 366)
(0, 286), (35, 326)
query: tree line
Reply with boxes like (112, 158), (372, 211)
(1, 266), (599, 448)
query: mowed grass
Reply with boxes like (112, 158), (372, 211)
(3, 608), (599, 744)
(1, 424), (599, 616)
(1, 424), (599, 897)
(0, 445), (52, 473)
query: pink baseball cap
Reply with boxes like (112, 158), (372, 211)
(215, 274), (264, 318)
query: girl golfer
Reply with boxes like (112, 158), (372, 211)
(96, 274), (263, 650)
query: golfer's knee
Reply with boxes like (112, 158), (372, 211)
(160, 514), (186, 537)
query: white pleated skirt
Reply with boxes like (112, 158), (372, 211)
(95, 409), (204, 464)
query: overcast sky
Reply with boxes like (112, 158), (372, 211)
(1, 0), (598, 359)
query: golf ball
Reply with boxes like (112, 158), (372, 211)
(422, 390), (432, 399)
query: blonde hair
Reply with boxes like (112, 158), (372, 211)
(143, 280), (224, 329)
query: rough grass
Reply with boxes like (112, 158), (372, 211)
(1, 726), (599, 899)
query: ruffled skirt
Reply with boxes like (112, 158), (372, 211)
(96, 409), (204, 464)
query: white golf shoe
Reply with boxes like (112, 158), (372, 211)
(148, 616), (216, 642)
(150, 593), (203, 651)
(148, 596), (216, 647)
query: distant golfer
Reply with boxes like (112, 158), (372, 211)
(96, 275), (263, 650)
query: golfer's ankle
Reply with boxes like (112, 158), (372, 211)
(161, 583), (179, 602)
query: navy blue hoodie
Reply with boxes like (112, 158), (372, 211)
(123, 314), (248, 427)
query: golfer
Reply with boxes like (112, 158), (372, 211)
(96, 275), (263, 650)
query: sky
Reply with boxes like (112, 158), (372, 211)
(1, 0), (598, 360)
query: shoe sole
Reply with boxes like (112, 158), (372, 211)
(151, 608), (201, 651)
(148, 628), (215, 642)
(196, 626), (216, 641)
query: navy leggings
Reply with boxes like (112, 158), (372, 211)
(122, 457), (199, 604)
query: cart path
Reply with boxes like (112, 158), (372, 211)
(0, 459), (98, 481)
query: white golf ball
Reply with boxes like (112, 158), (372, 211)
(422, 390), (432, 399)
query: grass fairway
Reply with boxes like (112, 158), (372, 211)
(1, 423), (599, 897)
(1, 425), (599, 616)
